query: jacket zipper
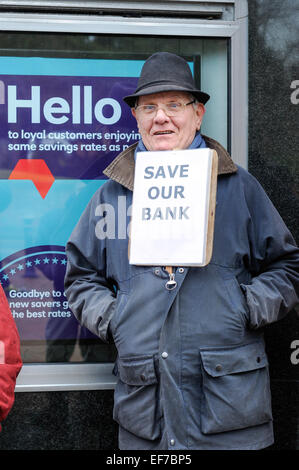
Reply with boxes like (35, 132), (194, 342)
(165, 266), (177, 290)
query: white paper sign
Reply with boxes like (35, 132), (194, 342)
(129, 148), (218, 266)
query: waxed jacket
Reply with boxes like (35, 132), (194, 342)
(65, 136), (299, 450)
(0, 285), (22, 431)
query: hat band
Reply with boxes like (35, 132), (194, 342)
(135, 79), (194, 94)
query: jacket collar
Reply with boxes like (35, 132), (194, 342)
(103, 134), (237, 192)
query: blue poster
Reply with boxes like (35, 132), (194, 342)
(0, 57), (141, 344)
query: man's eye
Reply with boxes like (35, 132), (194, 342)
(144, 105), (156, 111)
(167, 102), (181, 109)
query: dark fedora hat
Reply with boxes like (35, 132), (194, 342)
(123, 52), (210, 107)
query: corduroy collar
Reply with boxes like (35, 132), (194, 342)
(103, 135), (237, 192)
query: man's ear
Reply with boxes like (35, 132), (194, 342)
(131, 107), (137, 119)
(195, 103), (205, 131)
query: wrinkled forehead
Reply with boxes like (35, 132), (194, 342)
(137, 90), (192, 104)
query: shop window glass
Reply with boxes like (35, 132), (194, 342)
(0, 32), (228, 362)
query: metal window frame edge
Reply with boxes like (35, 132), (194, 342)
(16, 362), (117, 391)
(4, 0), (247, 392)
(230, 0), (248, 169)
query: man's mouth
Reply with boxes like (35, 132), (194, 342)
(153, 130), (174, 135)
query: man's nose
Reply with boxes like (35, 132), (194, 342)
(153, 107), (170, 123)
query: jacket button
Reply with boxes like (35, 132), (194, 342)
(161, 352), (168, 359)
(170, 439), (175, 446)
(256, 356), (261, 363)
(215, 364), (222, 372)
(140, 374), (146, 381)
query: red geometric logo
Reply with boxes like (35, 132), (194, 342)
(8, 159), (55, 199)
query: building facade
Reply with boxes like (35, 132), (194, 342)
(0, 0), (298, 450)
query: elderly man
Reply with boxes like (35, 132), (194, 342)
(64, 52), (299, 450)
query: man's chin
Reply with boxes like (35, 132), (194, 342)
(151, 139), (179, 151)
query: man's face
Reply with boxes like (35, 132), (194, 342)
(131, 91), (205, 151)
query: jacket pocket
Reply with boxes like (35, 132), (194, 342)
(224, 277), (250, 326)
(109, 291), (128, 336)
(113, 355), (161, 441)
(199, 341), (273, 434)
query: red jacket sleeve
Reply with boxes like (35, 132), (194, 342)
(0, 285), (22, 430)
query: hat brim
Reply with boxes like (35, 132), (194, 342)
(123, 84), (210, 107)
